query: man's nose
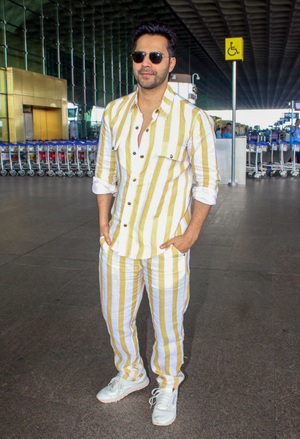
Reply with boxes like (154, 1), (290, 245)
(141, 53), (152, 66)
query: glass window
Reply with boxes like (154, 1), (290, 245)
(45, 44), (58, 77)
(44, 17), (56, 43)
(27, 30), (42, 57)
(5, 2), (24, 28)
(0, 46), (5, 68)
(28, 54), (43, 74)
(6, 23), (24, 50)
(7, 47), (25, 69)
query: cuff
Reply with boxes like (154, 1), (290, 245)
(192, 186), (218, 205)
(92, 177), (118, 195)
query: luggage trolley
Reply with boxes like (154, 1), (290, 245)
(85, 140), (96, 177)
(290, 140), (300, 178)
(278, 141), (290, 178)
(25, 142), (36, 177)
(256, 140), (269, 178)
(246, 140), (260, 178)
(0, 142), (10, 176)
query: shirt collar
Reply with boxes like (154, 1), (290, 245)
(129, 84), (175, 119)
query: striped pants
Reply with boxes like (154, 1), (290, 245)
(99, 240), (190, 389)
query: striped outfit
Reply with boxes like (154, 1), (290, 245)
(93, 85), (219, 389)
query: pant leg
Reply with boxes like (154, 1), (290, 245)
(99, 240), (145, 381)
(142, 245), (190, 389)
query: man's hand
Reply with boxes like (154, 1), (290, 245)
(100, 224), (111, 246)
(160, 199), (212, 254)
(97, 194), (113, 246)
(160, 232), (196, 254)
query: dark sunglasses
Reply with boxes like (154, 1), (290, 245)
(131, 51), (169, 64)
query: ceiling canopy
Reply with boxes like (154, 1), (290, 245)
(165, 0), (300, 109)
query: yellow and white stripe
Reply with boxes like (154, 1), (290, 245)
(93, 85), (219, 260)
(100, 239), (190, 389)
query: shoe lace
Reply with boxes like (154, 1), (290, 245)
(149, 387), (173, 409)
(108, 374), (123, 391)
(149, 388), (161, 408)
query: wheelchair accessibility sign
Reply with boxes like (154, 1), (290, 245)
(225, 38), (244, 61)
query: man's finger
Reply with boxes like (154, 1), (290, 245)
(160, 238), (175, 249)
(104, 233), (111, 246)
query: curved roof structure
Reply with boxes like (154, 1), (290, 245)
(165, 0), (300, 109)
(3, 0), (300, 109)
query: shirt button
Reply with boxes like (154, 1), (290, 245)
(112, 147), (114, 150)
(170, 154), (173, 158)
(133, 152), (136, 155)
(133, 178), (136, 182)
(155, 109), (159, 113)
(135, 126), (139, 130)
(140, 155), (144, 158)
(128, 202), (131, 205)
(146, 128), (149, 132)
(124, 224), (127, 227)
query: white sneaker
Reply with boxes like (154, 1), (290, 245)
(96, 371), (149, 403)
(149, 387), (178, 426)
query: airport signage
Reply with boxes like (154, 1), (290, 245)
(225, 38), (244, 61)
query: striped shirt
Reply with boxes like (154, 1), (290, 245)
(92, 85), (219, 259)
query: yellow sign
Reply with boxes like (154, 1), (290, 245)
(225, 38), (244, 61)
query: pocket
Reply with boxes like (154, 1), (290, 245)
(172, 244), (186, 257)
(100, 236), (106, 246)
(158, 141), (186, 162)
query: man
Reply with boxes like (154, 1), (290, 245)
(222, 122), (232, 138)
(290, 118), (300, 162)
(92, 21), (219, 426)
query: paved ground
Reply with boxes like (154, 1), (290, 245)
(0, 176), (299, 439)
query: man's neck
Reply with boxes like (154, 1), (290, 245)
(137, 82), (168, 114)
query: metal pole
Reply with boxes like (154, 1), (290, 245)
(229, 60), (238, 186)
(291, 100), (294, 127)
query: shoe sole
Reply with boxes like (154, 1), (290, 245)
(97, 377), (150, 403)
(152, 413), (176, 426)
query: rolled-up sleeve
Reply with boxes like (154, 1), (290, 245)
(92, 107), (118, 195)
(189, 111), (219, 205)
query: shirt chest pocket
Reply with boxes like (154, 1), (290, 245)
(157, 141), (187, 162)
(111, 140), (124, 164)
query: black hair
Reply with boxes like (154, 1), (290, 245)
(227, 122), (232, 126)
(132, 20), (177, 57)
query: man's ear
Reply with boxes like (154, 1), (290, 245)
(169, 57), (176, 73)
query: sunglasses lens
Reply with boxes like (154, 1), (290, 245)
(149, 52), (163, 64)
(132, 52), (145, 63)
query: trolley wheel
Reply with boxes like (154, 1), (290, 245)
(47, 170), (55, 177)
(76, 170), (84, 178)
(86, 170), (94, 178)
(279, 171), (288, 178)
(37, 170), (45, 177)
(10, 170), (17, 177)
(1, 170), (8, 176)
(291, 171), (299, 178)
(261, 171), (267, 178)
(18, 170), (26, 177)
(27, 170), (35, 177)
(253, 173), (261, 180)
(66, 171), (74, 178)
(270, 171), (277, 177)
(57, 170), (65, 177)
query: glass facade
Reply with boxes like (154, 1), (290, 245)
(0, 0), (231, 141)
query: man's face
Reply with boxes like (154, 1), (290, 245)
(133, 34), (176, 90)
(227, 124), (232, 133)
